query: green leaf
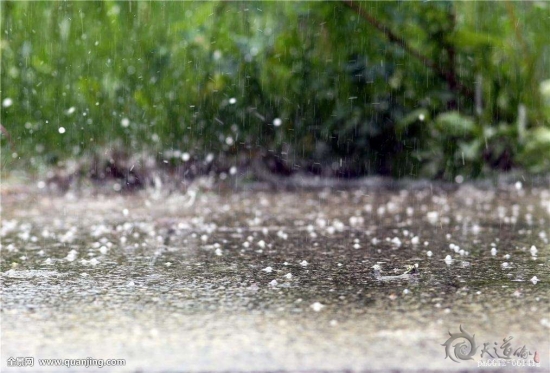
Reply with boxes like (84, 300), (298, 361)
(397, 109), (429, 131)
(435, 111), (476, 136)
(450, 30), (504, 49)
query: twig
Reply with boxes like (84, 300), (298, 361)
(341, 0), (473, 99)
(503, 2), (530, 60)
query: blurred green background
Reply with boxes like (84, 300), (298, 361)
(2, 1), (549, 180)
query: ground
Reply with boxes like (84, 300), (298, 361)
(1, 181), (549, 372)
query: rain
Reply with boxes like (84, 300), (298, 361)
(1, 1), (549, 372)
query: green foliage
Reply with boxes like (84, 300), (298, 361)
(520, 127), (550, 173)
(1, 1), (549, 179)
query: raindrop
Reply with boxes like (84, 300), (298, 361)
(426, 211), (439, 224)
(310, 302), (325, 312)
(2, 98), (13, 107)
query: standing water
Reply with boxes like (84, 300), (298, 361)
(1, 182), (548, 371)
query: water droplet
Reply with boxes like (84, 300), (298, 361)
(2, 98), (13, 107)
(310, 302), (324, 312)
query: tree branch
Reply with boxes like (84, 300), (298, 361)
(341, 0), (473, 99)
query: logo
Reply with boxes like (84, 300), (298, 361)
(442, 325), (478, 363)
(442, 325), (541, 367)
(6, 357), (34, 367)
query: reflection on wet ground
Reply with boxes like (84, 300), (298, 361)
(1, 183), (549, 372)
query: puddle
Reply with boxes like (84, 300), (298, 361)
(1, 185), (549, 371)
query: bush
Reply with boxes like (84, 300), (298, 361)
(1, 1), (549, 179)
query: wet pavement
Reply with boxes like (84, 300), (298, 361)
(1, 182), (549, 372)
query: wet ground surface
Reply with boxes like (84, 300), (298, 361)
(1, 182), (549, 372)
